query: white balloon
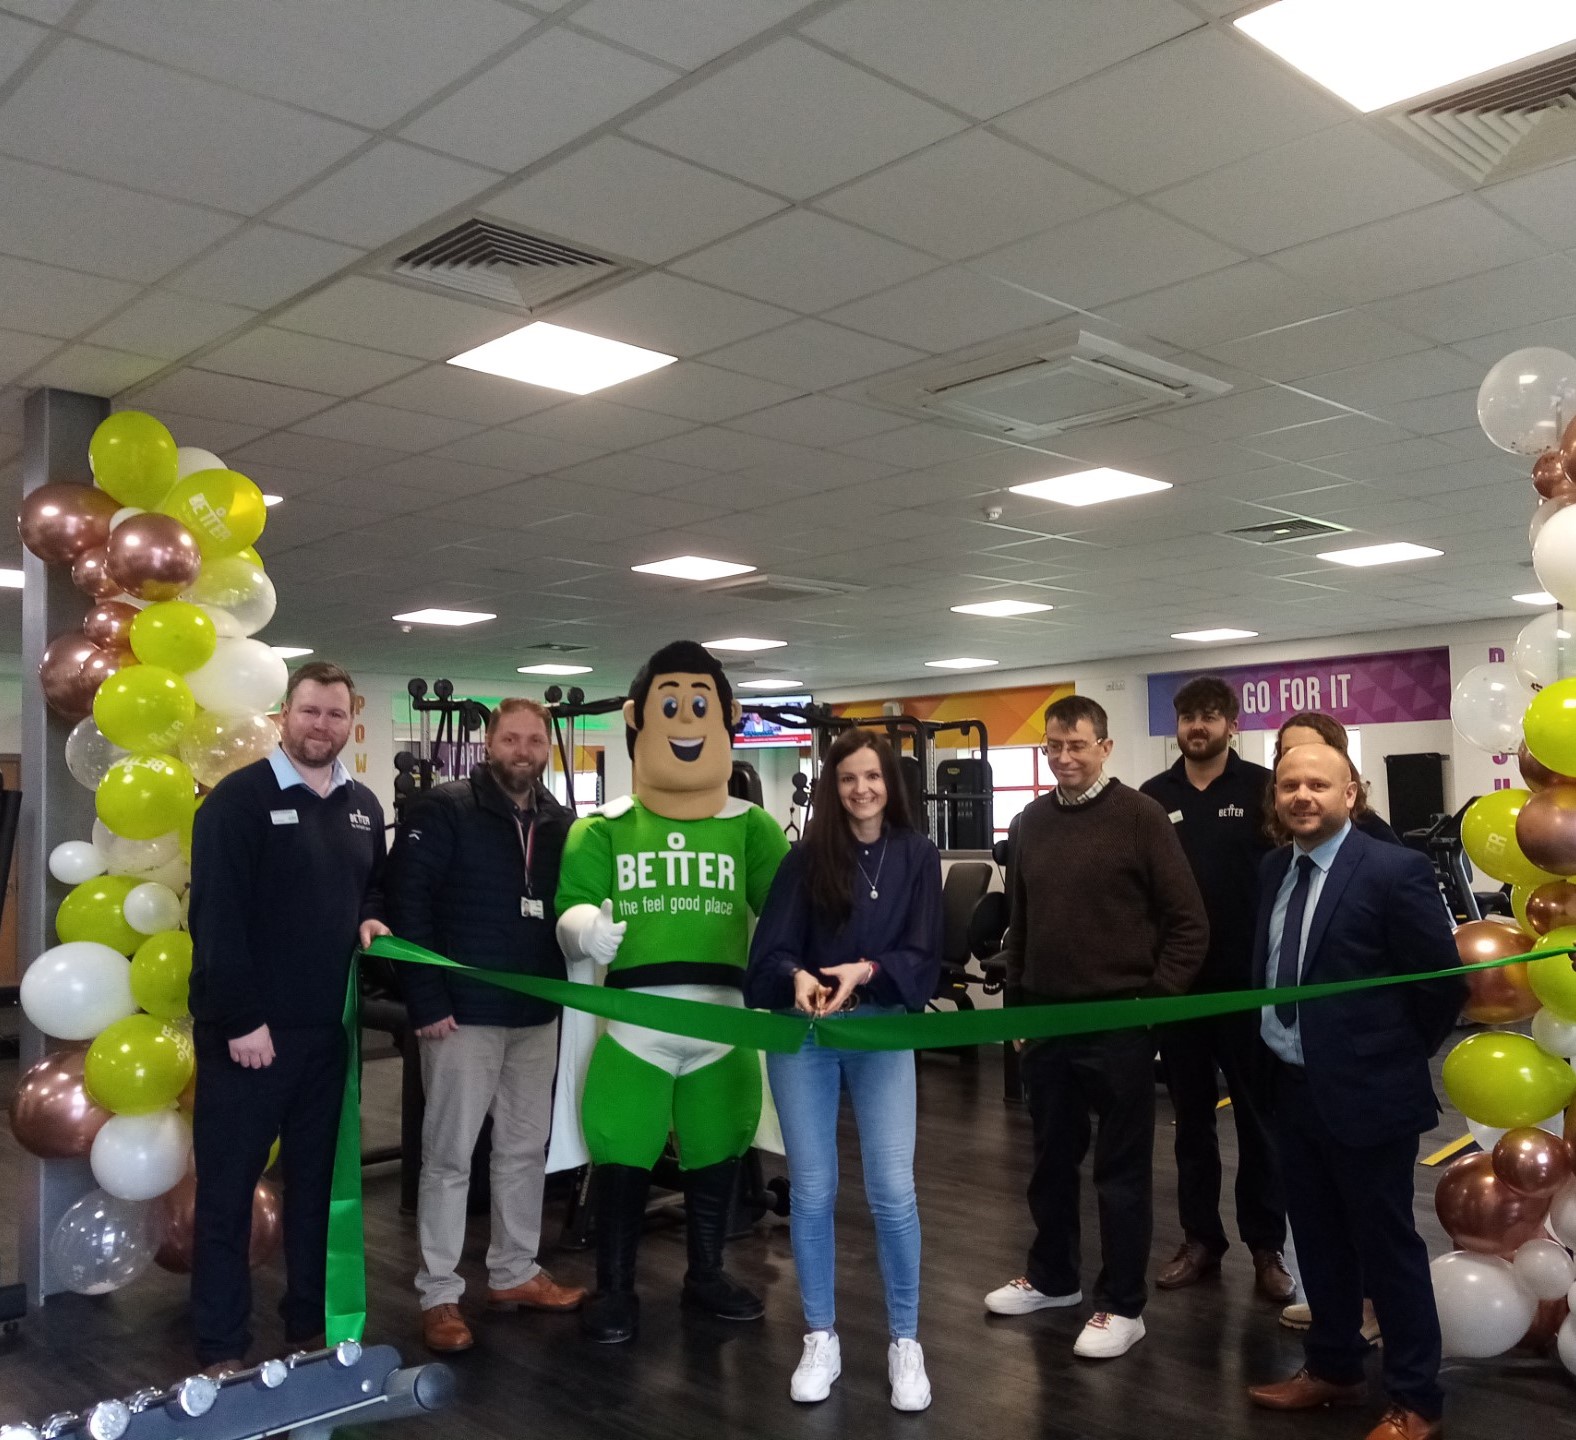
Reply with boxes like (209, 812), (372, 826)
(1431, 1251), (1537, 1357)
(1533, 503), (1576, 610)
(1450, 662), (1529, 754)
(185, 638), (288, 718)
(1560, 1311), (1576, 1376)
(1533, 499), (1572, 550)
(1514, 610), (1576, 692)
(1533, 1007), (1576, 1058)
(19, 942), (136, 1039)
(123, 881), (182, 936)
(48, 840), (107, 886)
(138, 854), (190, 894)
(1470, 1111), (1566, 1155)
(1478, 346), (1576, 456)
(182, 555), (276, 638)
(1551, 1179), (1576, 1249)
(176, 445), (223, 480)
(64, 716), (128, 791)
(1512, 1237), (1576, 1300)
(47, 1189), (156, 1295)
(92, 822), (180, 878)
(90, 1109), (190, 1202)
(109, 506), (145, 530)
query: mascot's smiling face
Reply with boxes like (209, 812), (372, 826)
(624, 668), (740, 818)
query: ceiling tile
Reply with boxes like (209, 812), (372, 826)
(304, 475), (435, 515)
(402, 29), (677, 173)
(0, 39), (367, 213)
(671, 209), (936, 313)
(1268, 195), (1546, 305)
(77, 0), (539, 130)
(1482, 157), (1576, 249)
(549, 273), (794, 357)
(484, 135), (785, 266)
(273, 277), (520, 361)
(128, 368), (338, 428)
(817, 130), (1119, 261)
(997, 26), (1345, 195)
(554, 452), (714, 494)
(1243, 414), (1405, 462)
(134, 411), (266, 456)
(1151, 123), (1458, 256)
(1297, 348), (1487, 411)
(0, 255), (140, 339)
(700, 319), (923, 390)
(506, 398), (693, 450)
(1098, 262), (1341, 351)
(228, 430), (405, 478)
(833, 422), (1003, 468)
(726, 394), (909, 446)
(623, 37), (965, 200)
(630, 426), (814, 472)
(0, 328), (59, 384)
(571, 0), (811, 70)
(429, 429), (605, 473)
(0, 0), (72, 20)
(164, 225), (363, 309)
(802, 0), (1197, 120)
(1368, 255), (1576, 344)
(975, 203), (1240, 309)
(84, 292), (255, 361)
(1201, 309), (1428, 384)
(360, 364), (564, 426)
(347, 454), (517, 499)
(200, 326), (422, 395)
(0, 11), (46, 86)
(1381, 389), (1478, 436)
(292, 400), (484, 451)
(269, 143), (501, 250)
(824, 265), (1068, 353)
(25, 343), (164, 393)
(0, 154), (239, 282)
(1165, 386), (1350, 441)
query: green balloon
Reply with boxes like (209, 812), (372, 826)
(96, 754), (196, 841)
(1461, 789), (1557, 887)
(1442, 1031), (1576, 1128)
(93, 665), (195, 753)
(55, 874), (141, 955)
(129, 601), (216, 675)
(130, 930), (192, 1020)
(157, 469), (266, 559)
(83, 1013), (194, 1115)
(88, 411), (178, 510)
(1529, 924), (1576, 1021)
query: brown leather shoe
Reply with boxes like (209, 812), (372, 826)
(1156, 1240), (1221, 1290)
(487, 1270), (587, 1312)
(1253, 1249), (1297, 1303)
(1248, 1368), (1367, 1410)
(1365, 1406), (1441, 1440)
(422, 1303), (474, 1353)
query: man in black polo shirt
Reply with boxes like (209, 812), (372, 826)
(1140, 676), (1292, 1302)
(188, 661), (389, 1372)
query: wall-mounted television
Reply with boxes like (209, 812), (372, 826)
(735, 695), (813, 748)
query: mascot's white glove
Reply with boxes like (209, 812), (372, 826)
(558, 899), (627, 967)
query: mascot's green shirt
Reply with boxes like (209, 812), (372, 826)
(557, 795), (789, 989)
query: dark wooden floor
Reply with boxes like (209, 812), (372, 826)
(1, 1024), (1571, 1438)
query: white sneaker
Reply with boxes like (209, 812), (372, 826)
(789, 1330), (841, 1403)
(888, 1338), (932, 1412)
(983, 1276), (1083, 1315)
(1073, 1311), (1145, 1359)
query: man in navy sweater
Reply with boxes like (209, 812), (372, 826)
(188, 662), (389, 1372)
(386, 698), (584, 1354)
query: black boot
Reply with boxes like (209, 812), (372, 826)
(681, 1158), (764, 1321)
(581, 1164), (650, 1344)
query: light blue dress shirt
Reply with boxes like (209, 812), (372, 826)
(268, 746), (351, 794)
(1261, 820), (1352, 1066)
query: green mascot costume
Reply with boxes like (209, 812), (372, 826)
(556, 640), (789, 1343)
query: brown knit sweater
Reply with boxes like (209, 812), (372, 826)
(1002, 779), (1208, 1005)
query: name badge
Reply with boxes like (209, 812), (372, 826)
(1168, 810), (1183, 825)
(521, 898), (544, 920)
(270, 809), (299, 825)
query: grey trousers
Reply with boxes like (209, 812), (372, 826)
(415, 1021), (559, 1308)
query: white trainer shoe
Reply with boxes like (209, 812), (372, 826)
(983, 1276), (1083, 1315)
(888, 1338), (932, 1412)
(789, 1330), (841, 1403)
(1073, 1311), (1145, 1359)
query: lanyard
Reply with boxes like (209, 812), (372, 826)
(511, 808), (537, 898)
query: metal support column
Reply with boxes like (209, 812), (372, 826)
(18, 387), (110, 1302)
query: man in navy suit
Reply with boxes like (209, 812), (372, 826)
(1245, 744), (1463, 1440)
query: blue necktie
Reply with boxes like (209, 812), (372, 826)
(1275, 855), (1315, 1027)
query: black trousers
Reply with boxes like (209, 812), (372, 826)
(1159, 1012), (1286, 1255)
(1273, 1063), (1443, 1420)
(191, 1023), (347, 1363)
(1022, 1027), (1155, 1318)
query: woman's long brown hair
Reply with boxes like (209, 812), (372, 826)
(803, 728), (915, 927)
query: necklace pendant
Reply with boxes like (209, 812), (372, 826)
(870, 886), (879, 900)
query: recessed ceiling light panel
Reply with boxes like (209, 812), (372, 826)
(632, 556), (757, 581)
(925, 657), (999, 670)
(1172, 628), (1260, 643)
(393, 608), (497, 626)
(1008, 468), (1172, 507)
(951, 599), (1054, 617)
(704, 637), (787, 652)
(448, 321), (675, 395)
(1317, 542), (1443, 567)
(0, 567), (23, 589)
(517, 663), (594, 675)
(270, 646), (314, 658)
(738, 677), (797, 689)
(1514, 591), (1559, 605)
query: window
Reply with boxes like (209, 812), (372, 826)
(973, 744), (1055, 841)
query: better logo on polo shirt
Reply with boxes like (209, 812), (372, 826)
(349, 809), (372, 832)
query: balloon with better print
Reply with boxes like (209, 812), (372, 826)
(1450, 663), (1529, 754)
(84, 1014), (195, 1115)
(1478, 347), (1576, 455)
(1432, 1251), (1536, 1357)
(90, 1109), (190, 1201)
(158, 468), (266, 559)
(1454, 917), (1540, 1023)
(64, 716), (128, 790)
(129, 600), (216, 673)
(1492, 1127), (1573, 1199)
(105, 514), (201, 602)
(18, 942), (135, 1039)
(93, 665), (195, 754)
(54, 874), (141, 954)
(178, 709), (279, 788)
(1513, 1238), (1576, 1300)
(19, 482), (119, 564)
(184, 638), (288, 717)
(130, 931), (191, 1020)
(1461, 789), (1558, 887)
(95, 754), (195, 841)
(48, 840), (106, 886)
(48, 1188), (156, 1295)
(88, 411), (178, 509)
(1434, 1151), (1550, 1255)
(1442, 1031), (1576, 1128)
(8, 1048), (111, 1158)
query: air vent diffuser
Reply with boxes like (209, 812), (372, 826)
(707, 574), (866, 603)
(391, 219), (625, 309)
(521, 641), (591, 654)
(1226, 517), (1349, 545)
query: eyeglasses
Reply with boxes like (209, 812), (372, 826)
(1041, 740), (1098, 759)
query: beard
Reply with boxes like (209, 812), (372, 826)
(490, 757), (544, 797)
(1181, 731), (1231, 762)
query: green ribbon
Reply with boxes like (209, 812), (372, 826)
(325, 934), (1572, 1338)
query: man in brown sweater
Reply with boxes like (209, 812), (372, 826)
(984, 695), (1208, 1360)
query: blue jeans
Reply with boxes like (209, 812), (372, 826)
(766, 1009), (921, 1339)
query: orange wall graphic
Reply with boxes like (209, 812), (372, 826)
(832, 682), (1077, 748)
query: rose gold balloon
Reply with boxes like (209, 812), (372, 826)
(81, 644), (132, 692)
(6, 1049), (111, 1159)
(1435, 1151), (1551, 1255)
(106, 514), (201, 602)
(1517, 1296), (1569, 1350)
(38, 634), (107, 720)
(1562, 416), (1576, 485)
(1492, 1126), (1573, 1199)
(18, 483), (118, 564)
(1455, 917), (1541, 1023)
(1519, 742), (1574, 793)
(154, 1173), (281, 1273)
(1517, 785), (1576, 875)
(1526, 880), (1576, 935)
(1534, 450), (1576, 500)
(70, 545), (121, 600)
(82, 600), (138, 648)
